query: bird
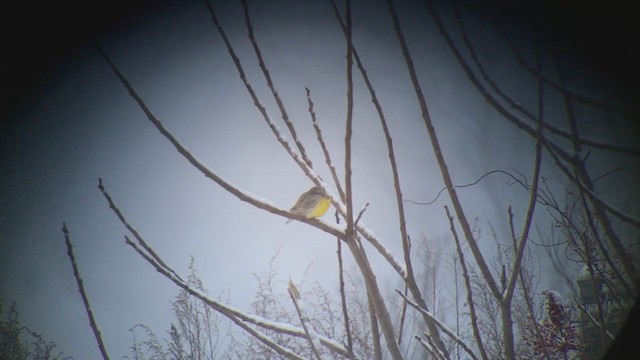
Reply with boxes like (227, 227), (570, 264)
(286, 185), (331, 223)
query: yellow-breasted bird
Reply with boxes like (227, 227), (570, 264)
(286, 185), (331, 223)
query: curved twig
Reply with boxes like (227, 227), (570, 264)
(405, 169), (522, 206)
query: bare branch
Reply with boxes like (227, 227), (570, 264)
(202, 0), (339, 209)
(306, 88), (346, 203)
(203, 3), (411, 296)
(62, 223), (111, 360)
(100, 36), (409, 341)
(126, 237), (306, 360)
(581, 242), (613, 345)
(576, 167), (640, 230)
(415, 335), (446, 360)
(576, 182), (634, 297)
(97, 50), (344, 239)
(354, 202), (369, 227)
(396, 290), (479, 360)
(395, 0), (501, 303)
(446, 206), (488, 360)
(336, 238), (354, 358)
(507, 214), (552, 360)
(500, 85), (543, 357)
(396, 284), (408, 346)
(329, 0), (422, 321)
(504, 33), (621, 113)
(504, 80), (544, 303)
(342, 1), (403, 358)
(99, 179), (349, 356)
(288, 280), (328, 360)
(406, 169), (531, 206)
(555, 49), (640, 289)
(209, 1), (410, 288)
(98, 179), (184, 282)
(342, 203), (404, 360)
(240, 0), (314, 169)
(425, 0), (609, 180)
(453, 3), (640, 157)
(428, 0), (640, 257)
(367, 292), (382, 360)
(344, 0), (354, 241)
(451, 2), (535, 123)
(327, 0), (419, 288)
(354, 225), (404, 276)
(573, 299), (616, 341)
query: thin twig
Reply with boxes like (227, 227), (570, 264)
(507, 213), (552, 360)
(341, 3), (374, 358)
(354, 202), (369, 227)
(500, 120), (542, 360)
(98, 179), (184, 282)
(288, 280), (326, 360)
(406, 169), (527, 206)
(336, 238), (354, 358)
(306, 88), (346, 203)
(503, 62), (544, 304)
(62, 223), (111, 360)
(241, 0), (313, 169)
(367, 292), (383, 360)
(445, 206), (488, 360)
(344, 0), (354, 240)
(543, 138), (640, 232)
(397, 284), (409, 345)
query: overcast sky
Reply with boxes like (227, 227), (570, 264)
(2, 0), (639, 359)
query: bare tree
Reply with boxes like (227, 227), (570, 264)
(57, 0), (638, 359)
